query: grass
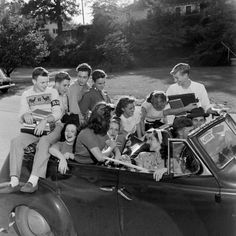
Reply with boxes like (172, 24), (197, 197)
(3, 66), (236, 111)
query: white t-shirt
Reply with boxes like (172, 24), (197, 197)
(166, 80), (211, 112)
(120, 107), (141, 134)
(141, 101), (166, 122)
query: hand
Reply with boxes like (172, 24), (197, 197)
(34, 119), (47, 136)
(58, 158), (68, 174)
(153, 168), (167, 181)
(64, 152), (74, 160)
(125, 140), (132, 147)
(23, 113), (34, 124)
(79, 114), (85, 125)
(105, 139), (117, 149)
(184, 103), (198, 112)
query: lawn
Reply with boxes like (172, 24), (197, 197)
(5, 66), (236, 111)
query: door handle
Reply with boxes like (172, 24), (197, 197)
(100, 186), (115, 192)
(118, 187), (132, 201)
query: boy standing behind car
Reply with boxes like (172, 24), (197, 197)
(5, 67), (62, 192)
(79, 69), (111, 120)
(68, 63), (92, 124)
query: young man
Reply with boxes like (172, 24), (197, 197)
(187, 107), (209, 129)
(19, 71), (72, 193)
(79, 69), (111, 120)
(68, 63), (92, 124)
(166, 63), (215, 114)
(6, 67), (62, 192)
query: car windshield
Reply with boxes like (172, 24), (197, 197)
(198, 120), (236, 169)
(0, 69), (6, 79)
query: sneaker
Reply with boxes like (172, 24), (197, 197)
(20, 182), (38, 193)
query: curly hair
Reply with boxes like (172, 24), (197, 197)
(146, 91), (167, 104)
(86, 102), (114, 135)
(115, 96), (135, 117)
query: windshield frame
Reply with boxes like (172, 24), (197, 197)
(196, 115), (236, 170)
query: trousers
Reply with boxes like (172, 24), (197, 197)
(9, 123), (63, 179)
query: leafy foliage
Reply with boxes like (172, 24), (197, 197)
(0, 15), (49, 76)
(21, 0), (79, 35)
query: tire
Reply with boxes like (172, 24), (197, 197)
(13, 206), (54, 236)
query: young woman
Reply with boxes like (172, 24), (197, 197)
(49, 122), (78, 174)
(115, 96), (142, 138)
(74, 102), (116, 164)
(135, 129), (166, 174)
(140, 90), (197, 135)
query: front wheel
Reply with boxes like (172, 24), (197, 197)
(13, 206), (54, 236)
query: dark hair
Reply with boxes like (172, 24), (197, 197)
(86, 102), (114, 135)
(60, 122), (79, 152)
(76, 63), (92, 77)
(110, 118), (121, 131)
(172, 116), (193, 138)
(115, 96), (135, 117)
(32, 67), (49, 80)
(92, 69), (107, 82)
(146, 91), (167, 104)
(54, 71), (71, 83)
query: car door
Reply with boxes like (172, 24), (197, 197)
(56, 162), (121, 236)
(117, 140), (222, 236)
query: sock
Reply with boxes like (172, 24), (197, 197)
(10, 176), (19, 187)
(28, 175), (39, 187)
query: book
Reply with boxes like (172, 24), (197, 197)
(168, 93), (198, 106)
(168, 98), (186, 116)
(31, 109), (52, 121)
(23, 122), (50, 132)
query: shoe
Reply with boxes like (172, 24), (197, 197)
(20, 182), (38, 193)
(0, 184), (20, 193)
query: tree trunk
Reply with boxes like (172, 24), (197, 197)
(56, 0), (63, 35)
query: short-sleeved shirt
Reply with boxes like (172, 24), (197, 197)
(141, 101), (166, 122)
(75, 128), (109, 164)
(79, 86), (111, 117)
(56, 141), (73, 154)
(135, 152), (165, 171)
(120, 107), (141, 134)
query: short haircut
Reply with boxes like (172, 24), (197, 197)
(170, 63), (190, 76)
(54, 71), (71, 83)
(32, 67), (49, 80)
(76, 63), (92, 77)
(92, 69), (107, 82)
(172, 116), (193, 137)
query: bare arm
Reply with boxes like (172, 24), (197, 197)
(90, 147), (106, 162)
(163, 103), (197, 116)
(140, 107), (147, 136)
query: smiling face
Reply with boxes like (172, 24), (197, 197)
(33, 75), (49, 92)
(108, 121), (120, 140)
(173, 71), (189, 87)
(77, 71), (90, 86)
(64, 124), (77, 144)
(122, 102), (135, 118)
(146, 133), (161, 152)
(94, 77), (106, 91)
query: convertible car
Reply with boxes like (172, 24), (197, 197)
(1, 113), (236, 236)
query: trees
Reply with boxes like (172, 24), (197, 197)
(0, 15), (49, 76)
(21, 0), (79, 35)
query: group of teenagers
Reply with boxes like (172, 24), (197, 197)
(1, 62), (217, 193)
